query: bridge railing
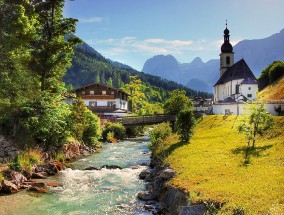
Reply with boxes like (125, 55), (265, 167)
(121, 114), (175, 126)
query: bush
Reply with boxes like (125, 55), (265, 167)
(20, 92), (71, 147)
(10, 149), (43, 172)
(258, 61), (284, 90)
(176, 109), (196, 142)
(126, 126), (144, 137)
(102, 122), (126, 140)
(149, 122), (172, 150)
(269, 61), (284, 83)
(82, 109), (101, 146)
(106, 131), (117, 143)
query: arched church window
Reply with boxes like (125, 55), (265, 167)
(226, 56), (230, 65)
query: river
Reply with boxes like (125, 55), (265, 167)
(1, 138), (152, 215)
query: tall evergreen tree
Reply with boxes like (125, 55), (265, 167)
(0, 0), (39, 123)
(29, 0), (81, 92)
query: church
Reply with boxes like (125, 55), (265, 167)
(213, 23), (258, 115)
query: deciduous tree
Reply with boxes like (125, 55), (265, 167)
(238, 101), (274, 160)
(164, 89), (192, 115)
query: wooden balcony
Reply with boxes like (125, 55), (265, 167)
(88, 105), (116, 113)
(80, 95), (115, 100)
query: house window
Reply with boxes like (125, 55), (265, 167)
(111, 91), (114, 95)
(236, 85), (240, 94)
(226, 56), (230, 65)
(248, 87), (251, 90)
(90, 90), (94, 95)
(82, 91), (85, 95)
(247, 94), (252, 98)
(102, 90), (106, 95)
(89, 101), (97, 106)
(107, 101), (113, 106)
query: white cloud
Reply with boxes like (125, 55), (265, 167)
(79, 17), (104, 23)
(89, 37), (241, 57)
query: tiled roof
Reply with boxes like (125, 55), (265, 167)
(214, 59), (258, 87)
(223, 97), (236, 103)
(73, 83), (130, 95)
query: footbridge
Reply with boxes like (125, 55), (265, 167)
(121, 114), (175, 126)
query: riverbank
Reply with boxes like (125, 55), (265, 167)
(1, 138), (153, 214)
(148, 115), (284, 214)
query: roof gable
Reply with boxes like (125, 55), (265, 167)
(74, 83), (129, 95)
(214, 59), (257, 86)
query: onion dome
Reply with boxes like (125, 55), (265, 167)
(221, 21), (233, 53)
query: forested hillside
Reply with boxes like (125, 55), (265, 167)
(63, 42), (212, 100)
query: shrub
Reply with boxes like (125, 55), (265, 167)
(268, 61), (284, 83)
(82, 109), (101, 146)
(55, 152), (66, 163)
(149, 122), (172, 150)
(258, 61), (284, 90)
(10, 149), (43, 172)
(102, 122), (126, 140)
(126, 126), (144, 137)
(20, 92), (71, 147)
(176, 109), (196, 142)
(106, 131), (117, 143)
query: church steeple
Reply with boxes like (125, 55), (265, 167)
(219, 21), (234, 76)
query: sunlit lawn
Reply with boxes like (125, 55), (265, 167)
(163, 115), (284, 214)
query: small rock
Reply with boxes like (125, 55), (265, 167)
(101, 165), (122, 170)
(178, 204), (206, 215)
(32, 172), (48, 179)
(28, 186), (47, 193)
(47, 161), (63, 175)
(6, 171), (27, 186)
(137, 191), (157, 201)
(139, 169), (151, 180)
(1, 180), (18, 194)
(159, 168), (176, 179)
(144, 205), (154, 211)
(84, 166), (101, 171)
(46, 182), (62, 187)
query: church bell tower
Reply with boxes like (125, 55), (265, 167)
(220, 21), (234, 76)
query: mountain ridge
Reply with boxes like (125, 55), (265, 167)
(142, 28), (284, 92)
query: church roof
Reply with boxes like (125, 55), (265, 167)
(214, 59), (258, 87)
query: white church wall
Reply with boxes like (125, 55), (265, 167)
(213, 103), (246, 115)
(213, 102), (284, 116)
(265, 103), (284, 116)
(239, 84), (258, 101)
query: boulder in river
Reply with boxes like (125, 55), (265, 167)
(28, 186), (47, 193)
(46, 182), (62, 187)
(32, 172), (48, 179)
(137, 191), (157, 201)
(101, 165), (122, 170)
(47, 161), (63, 175)
(85, 166), (101, 171)
(1, 180), (18, 194)
(5, 170), (27, 186)
(139, 169), (151, 180)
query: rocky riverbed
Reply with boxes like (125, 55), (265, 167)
(137, 156), (206, 215)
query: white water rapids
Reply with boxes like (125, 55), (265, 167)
(0, 138), (152, 215)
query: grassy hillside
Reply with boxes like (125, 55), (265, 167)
(259, 76), (284, 101)
(163, 115), (284, 214)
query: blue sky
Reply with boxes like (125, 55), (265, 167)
(64, 0), (284, 71)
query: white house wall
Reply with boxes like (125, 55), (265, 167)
(115, 98), (128, 110)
